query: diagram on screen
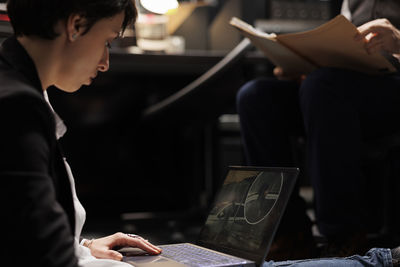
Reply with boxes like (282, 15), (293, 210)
(244, 172), (283, 225)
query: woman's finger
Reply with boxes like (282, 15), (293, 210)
(355, 19), (391, 41)
(124, 235), (162, 254)
(356, 26), (378, 40)
(365, 39), (383, 53)
(141, 238), (163, 252)
(125, 234), (156, 247)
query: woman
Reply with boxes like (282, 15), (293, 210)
(1, 1), (160, 266)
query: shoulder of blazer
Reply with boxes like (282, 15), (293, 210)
(0, 63), (56, 129)
(0, 62), (76, 233)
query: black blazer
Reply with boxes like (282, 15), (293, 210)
(348, 0), (400, 27)
(0, 37), (79, 267)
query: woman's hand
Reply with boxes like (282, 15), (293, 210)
(84, 232), (162, 261)
(355, 18), (400, 55)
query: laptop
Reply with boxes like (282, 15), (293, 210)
(121, 166), (299, 267)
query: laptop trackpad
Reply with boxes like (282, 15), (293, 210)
(123, 255), (186, 267)
(118, 247), (150, 256)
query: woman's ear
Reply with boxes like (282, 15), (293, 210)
(66, 14), (87, 42)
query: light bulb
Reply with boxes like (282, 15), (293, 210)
(140, 0), (179, 14)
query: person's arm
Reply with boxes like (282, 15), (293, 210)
(0, 97), (79, 267)
(355, 18), (400, 57)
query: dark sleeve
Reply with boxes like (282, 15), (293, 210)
(0, 97), (79, 267)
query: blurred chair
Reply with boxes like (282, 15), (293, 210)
(141, 37), (252, 123)
(363, 132), (400, 245)
(140, 37), (252, 208)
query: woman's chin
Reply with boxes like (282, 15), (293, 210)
(58, 84), (83, 93)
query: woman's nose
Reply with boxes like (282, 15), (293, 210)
(98, 49), (109, 72)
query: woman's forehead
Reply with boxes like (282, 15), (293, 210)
(93, 12), (125, 34)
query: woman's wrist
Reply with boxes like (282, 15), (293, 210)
(82, 238), (94, 249)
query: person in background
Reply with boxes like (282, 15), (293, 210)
(237, 0), (400, 260)
(1, 0), (160, 266)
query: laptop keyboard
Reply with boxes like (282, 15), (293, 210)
(160, 243), (248, 267)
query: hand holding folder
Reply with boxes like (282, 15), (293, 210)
(230, 15), (397, 75)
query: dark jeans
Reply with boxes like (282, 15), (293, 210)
(300, 67), (400, 236)
(236, 77), (309, 235)
(236, 67), (400, 237)
(264, 248), (392, 267)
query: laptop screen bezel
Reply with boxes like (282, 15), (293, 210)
(196, 166), (299, 265)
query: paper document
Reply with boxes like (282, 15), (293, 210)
(230, 15), (396, 75)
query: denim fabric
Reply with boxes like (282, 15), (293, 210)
(236, 77), (309, 235)
(299, 68), (400, 236)
(262, 248), (392, 267)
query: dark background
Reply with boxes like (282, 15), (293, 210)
(2, 0), (348, 241)
(47, 0), (344, 220)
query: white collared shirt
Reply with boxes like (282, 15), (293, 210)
(43, 91), (130, 267)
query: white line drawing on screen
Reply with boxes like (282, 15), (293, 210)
(244, 172), (283, 225)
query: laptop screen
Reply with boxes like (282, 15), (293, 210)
(197, 166), (298, 264)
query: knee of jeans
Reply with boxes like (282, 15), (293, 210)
(236, 79), (269, 112)
(299, 67), (339, 113)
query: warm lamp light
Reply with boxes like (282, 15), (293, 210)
(140, 0), (179, 15)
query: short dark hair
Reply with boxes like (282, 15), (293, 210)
(6, 0), (137, 39)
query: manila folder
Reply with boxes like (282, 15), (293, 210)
(229, 17), (316, 75)
(276, 15), (396, 75)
